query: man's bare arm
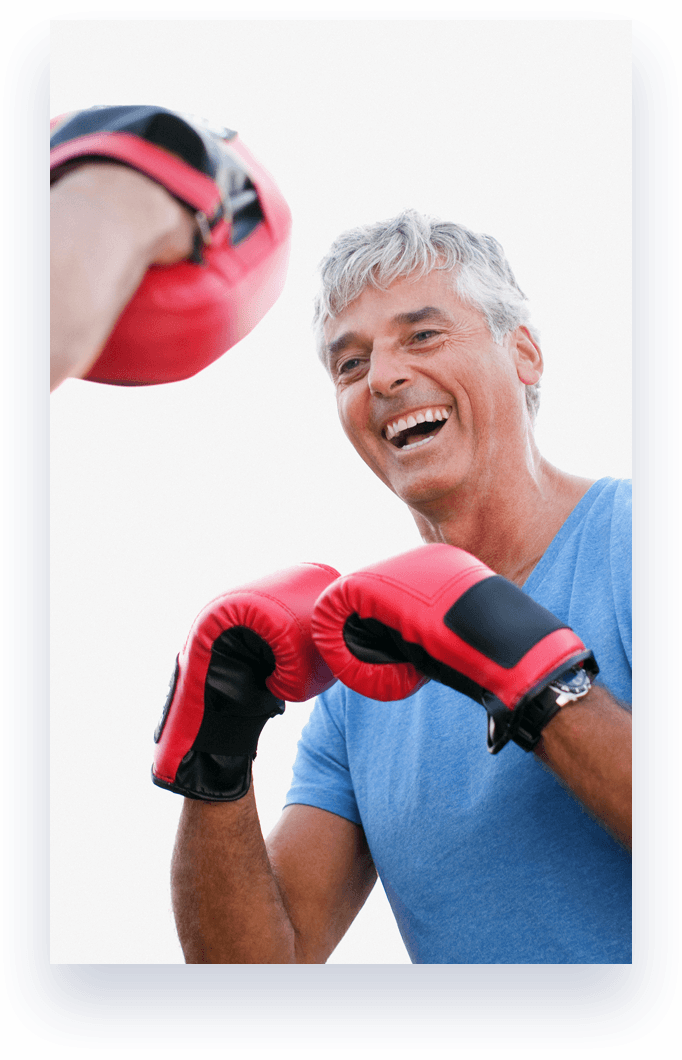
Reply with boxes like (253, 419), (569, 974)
(171, 787), (376, 964)
(50, 162), (195, 390)
(156, 565), (359, 964)
(535, 684), (631, 849)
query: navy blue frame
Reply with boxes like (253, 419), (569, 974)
(4, 10), (678, 1051)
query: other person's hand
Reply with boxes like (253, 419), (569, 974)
(51, 105), (291, 387)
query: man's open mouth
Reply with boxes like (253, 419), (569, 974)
(383, 406), (451, 450)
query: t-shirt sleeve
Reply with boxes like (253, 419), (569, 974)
(284, 681), (362, 825)
(610, 479), (632, 668)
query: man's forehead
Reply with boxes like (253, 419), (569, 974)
(324, 270), (463, 328)
(325, 304), (452, 351)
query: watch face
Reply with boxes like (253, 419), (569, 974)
(552, 667), (592, 700)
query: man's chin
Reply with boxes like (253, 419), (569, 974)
(365, 450), (470, 509)
(391, 474), (464, 512)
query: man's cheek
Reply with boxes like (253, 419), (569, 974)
(337, 397), (361, 447)
(340, 417), (384, 477)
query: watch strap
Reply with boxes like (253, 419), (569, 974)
(484, 653), (598, 754)
(507, 685), (563, 752)
(483, 688), (561, 754)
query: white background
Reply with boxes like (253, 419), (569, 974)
(48, 19), (633, 966)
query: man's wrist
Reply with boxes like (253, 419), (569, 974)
(513, 661), (597, 751)
(484, 657), (598, 754)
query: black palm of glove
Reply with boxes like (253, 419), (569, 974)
(152, 562), (339, 802)
(166, 627), (284, 801)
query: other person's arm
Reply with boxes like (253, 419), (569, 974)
(50, 104), (291, 389)
(50, 162), (195, 390)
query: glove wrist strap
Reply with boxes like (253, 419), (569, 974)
(484, 652), (598, 754)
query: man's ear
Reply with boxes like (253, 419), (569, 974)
(514, 326), (543, 385)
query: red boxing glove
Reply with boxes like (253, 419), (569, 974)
(311, 544), (598, 753)
(50, 105), (291, 385)
(153, 563), (339, 801)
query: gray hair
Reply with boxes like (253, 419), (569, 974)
(313, 209), (541, 420)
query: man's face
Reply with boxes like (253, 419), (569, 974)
(324, 270), (540, 512)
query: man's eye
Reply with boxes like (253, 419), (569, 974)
(413, 330), (438, 342)
(338, 357), (361, 375)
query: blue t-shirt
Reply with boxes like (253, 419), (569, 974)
(286, 478), (632, 964)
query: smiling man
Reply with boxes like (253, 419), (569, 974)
(166, 210), (631, 964)
(323, 267), (592, 585)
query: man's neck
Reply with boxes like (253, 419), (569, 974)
(410, 460), (595, 586)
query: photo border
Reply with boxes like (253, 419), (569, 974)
(4, 8), (678, 1051)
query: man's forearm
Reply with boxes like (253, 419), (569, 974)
(171, 785), (300, 964)
(535, 685), (632, 849)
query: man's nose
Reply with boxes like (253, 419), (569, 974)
(367, 344), (412, 396)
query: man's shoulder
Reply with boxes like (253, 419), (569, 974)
(586, 475), (631, 508)
(603, 476), (631, 511)
(586, 478), (631, 556)
(573, 477), (631, 538)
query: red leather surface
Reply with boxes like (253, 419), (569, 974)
(312, 544), (587, 709)
(153, 563), (339, 783)
(51, 128), (292, 384)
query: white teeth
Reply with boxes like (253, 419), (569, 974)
(383, 406), (451, 441)
(403, 433), (436, 451)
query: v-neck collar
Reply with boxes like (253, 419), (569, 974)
(522, 477), (614, 592)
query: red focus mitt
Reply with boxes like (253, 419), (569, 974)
(50, 105), (291, 385)
(152, 563), (339, 801)
(311, 544), (598, 754)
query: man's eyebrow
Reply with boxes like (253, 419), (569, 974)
(391, 306), (452, 326)
(325, 307), (453, 368)
(326, 331), (362, 367)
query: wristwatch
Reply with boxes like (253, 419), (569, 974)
(485, 654), (598, 754)
(547, 665), (595, 707)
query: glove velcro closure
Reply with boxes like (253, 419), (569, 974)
(481, 649), (597, 752)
